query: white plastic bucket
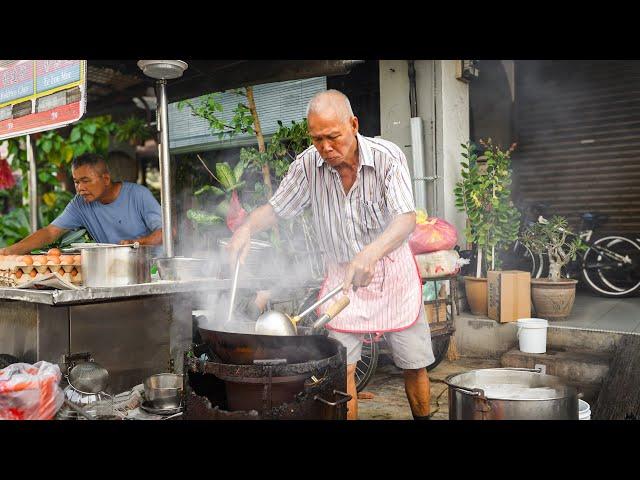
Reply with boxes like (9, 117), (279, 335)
(516, 318), (548, 354)
(578, 399), (591, 420)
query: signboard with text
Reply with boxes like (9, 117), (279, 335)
(0, 60), (86, 140)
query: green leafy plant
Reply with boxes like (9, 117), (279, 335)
(115, 116), (154, 146)
(520, 216), (585, 281)
(454, 139), (521, 277)
(240, 119), (311, 192)
(68, 115), (116, 157)
(177, 91), (254, 140)
(0, 207), (31, 247)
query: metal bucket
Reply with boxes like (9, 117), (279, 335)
(445, 367), (579, 420)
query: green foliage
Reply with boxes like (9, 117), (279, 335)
(114, 116), (154, 146)
(68, 115), (116, 157)
(177, 91), (254, 140)
(240, 119), (311, 200)
(520, 216), (586, 281)
(454, 139), (521, 274)
(0, 207), (31, 247)
(36, 131), (74, 167)
(186, 209), (224, 226)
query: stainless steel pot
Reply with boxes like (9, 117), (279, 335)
(78, 243), (152, 287)
(154, 256), (213, 281)
(445, 367), (579, 420)
(143, 373), (183, 409)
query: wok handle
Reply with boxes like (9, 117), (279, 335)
(312, 296), (350, 332)
(297, 284), (344, 320)
(313, 389), (352, 407)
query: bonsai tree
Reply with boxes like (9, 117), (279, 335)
(454, 139), (521, 277)
(521, 215), (585, 281)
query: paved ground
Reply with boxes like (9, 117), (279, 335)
(552, 291), (640, 333)
(358, 355), (500, 420)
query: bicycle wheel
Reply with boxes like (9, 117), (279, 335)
(582, 235), (640, 297)
(500, 241), (538, 277)
(355, 333), (379, 392)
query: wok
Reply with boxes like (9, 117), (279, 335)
(197, 327), (340, 365)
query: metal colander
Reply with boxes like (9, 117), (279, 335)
(68, 361), (109, 394)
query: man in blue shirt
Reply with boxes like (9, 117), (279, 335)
(0, 153), (163, 255)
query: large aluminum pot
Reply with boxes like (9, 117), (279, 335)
(78, 243), (152, 287)
(445, 368), (579, 420)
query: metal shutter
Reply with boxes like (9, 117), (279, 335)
(513, 60), (640, 234)
(168, 76), (326, 153)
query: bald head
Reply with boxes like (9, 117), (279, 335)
(306, 89), (354, 123)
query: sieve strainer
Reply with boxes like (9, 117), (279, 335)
(67, 361), (109, 395)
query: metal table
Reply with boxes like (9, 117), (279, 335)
(0, 277), (282, 393)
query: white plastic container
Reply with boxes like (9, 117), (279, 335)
(578, 399), (591, 420)
(516, 318), (549, 354)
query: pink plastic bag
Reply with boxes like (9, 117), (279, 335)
(0, 361), (64, 420)
(409, 217), (458, 254)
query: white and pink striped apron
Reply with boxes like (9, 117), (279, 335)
(316, 242), (423, 334)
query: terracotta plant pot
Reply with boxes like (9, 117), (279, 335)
(464, 276), (488, 316)
(530, 278), (578, 321)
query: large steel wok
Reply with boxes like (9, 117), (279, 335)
(197, 327), (340, 365)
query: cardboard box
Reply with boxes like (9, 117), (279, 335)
(487, 270), (531, 323)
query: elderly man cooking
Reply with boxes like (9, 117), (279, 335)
(0, 152), (163, 255)
(228, 89), (435, 420)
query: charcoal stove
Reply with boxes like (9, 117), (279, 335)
(183, 336), (349, 420)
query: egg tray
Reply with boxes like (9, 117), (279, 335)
(0, 265), (83, 287)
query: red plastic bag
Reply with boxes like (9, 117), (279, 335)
(409, 216), (458, 254)
(0, 361), (64, 420)
(226, 190), (247, 233)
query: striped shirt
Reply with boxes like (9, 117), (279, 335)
(269, 133), (415, 264)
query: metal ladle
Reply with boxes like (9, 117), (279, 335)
(255, 284), (349, 336)
(225, 256), (241, 326)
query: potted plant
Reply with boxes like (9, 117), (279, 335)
(455, 140), (520, 315)
(520, 215), (584, 320)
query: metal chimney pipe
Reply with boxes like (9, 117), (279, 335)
(155, 79), (174, 257)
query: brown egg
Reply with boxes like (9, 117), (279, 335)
(73, 255), (82, 265)
(15, 269), (23, 279)
(70, 268), (78, 277)
(29, 269), (37, 278)
(32, 255), (47, 265)
(47, 256), (61, 265)
(59, 255), (74, 264)
(21, 255), (33, 265)
(47, 248), (62, 256)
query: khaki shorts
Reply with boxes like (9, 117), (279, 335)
(327, 305), (436, 369)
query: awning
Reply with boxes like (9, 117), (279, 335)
(86, 60), (362, 117)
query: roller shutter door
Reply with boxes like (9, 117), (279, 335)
(513, 60), (640, 234)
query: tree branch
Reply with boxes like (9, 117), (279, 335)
(196, 154), (219, 183)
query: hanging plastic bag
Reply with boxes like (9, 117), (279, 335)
(226, 190), (248, 233)
(0, 361), (64, 420)
(408, 210), (458, 254)
(415, 250), (462, 278)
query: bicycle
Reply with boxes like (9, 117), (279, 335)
(502, 204), (640, 297)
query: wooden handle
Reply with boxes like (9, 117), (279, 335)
(325, 296), (350, 319)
